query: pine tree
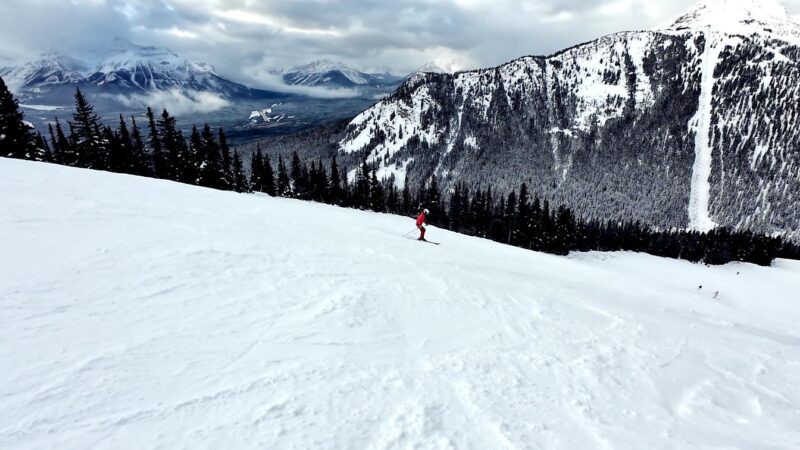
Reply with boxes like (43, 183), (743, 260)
(515, 183), (532, 248)
(177, 129), (197, 185)
(189, 125), (205, 183)
(401, 178), (412, 216)
(219, 128), (232, 190)
(110, 114), (135, 173)
(263, 153), (276, 196)
(0, 75), (35, 159)
(353, 159), (371, 208)
(34, 132), (52, 162)
(310, 159), (329, 203)
(48, 123), (58, 160)
(277, 155), (291, 196)
(449, 183), (465, 232)
(199, 124), (224, 189)
(300, 161), (310, 199)
(422, 175), (443, 225)
(329, 156), (342, 205)
(129, 117), (149, 176)
(250, 145), (264, 192)
(157, 109), (181, 181)
(106, 125), (123, 173)
(146, 107), (166, 178)
(529, 197), (544, 251)
(50, 118), (73, 164)
(232, 149), (248, 193)
(386, 181), (399, 213)
(290, 151), (308, 198)
(340, 166), (351, 207)
(505, 190), (517, 245)
(369, 167), (385, 211)
(71, 88), (106, 169)
(554, 205), (576, 255)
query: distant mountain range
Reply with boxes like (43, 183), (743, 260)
(275, 59), (457, 90)
(1, 41), (451, 103)
(280, 59), (406, 89)
(0, 39), (282, 106)
(0, 42), (444, 143)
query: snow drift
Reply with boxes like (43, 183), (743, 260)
(1, 158), (799, 449)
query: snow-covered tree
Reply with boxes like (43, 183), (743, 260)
(0, 76), (36, 159)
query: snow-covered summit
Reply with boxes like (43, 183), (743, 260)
(0, 51), (87, 91)
(88, 39), (219, 90)
(290, 59), (353, 74)
(284, 59), (372, 87)
(656, 0), (800, 41)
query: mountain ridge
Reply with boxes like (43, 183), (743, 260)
(281, 58), (405, 89)
(331, 0), (800, 240)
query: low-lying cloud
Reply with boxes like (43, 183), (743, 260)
(239, 69), (364, 99)
(113, 89), (231, 116)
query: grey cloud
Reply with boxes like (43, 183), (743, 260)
(2, 0), (800, 92)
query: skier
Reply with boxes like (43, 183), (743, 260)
(416, 208), (429, 241)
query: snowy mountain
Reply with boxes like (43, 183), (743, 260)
(282, 59), (404, 89)
(83, 39), (266, 99)
(0, 42), (292, 141)
(336, 0), (800, 240)
(659, 0), (800, 41)
(1, 41), (283, 106)
(0, 51), (87, 92)
(2, 157), (800, 448)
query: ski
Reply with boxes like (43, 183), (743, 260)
(405, 236), (441, 245)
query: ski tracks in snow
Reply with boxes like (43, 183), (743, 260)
(2, 160), (800, 449)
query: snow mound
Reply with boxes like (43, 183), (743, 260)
(2, 158), (800, 449)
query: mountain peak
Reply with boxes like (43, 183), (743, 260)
(657, 0), (800, 39)
(0, 50), (87, 91)
(291, 59), (352, 74)
(283, 59), (381, 87)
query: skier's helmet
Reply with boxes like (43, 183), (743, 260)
(424, 208), (430, 215)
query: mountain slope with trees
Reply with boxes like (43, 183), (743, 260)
(335, 0), (800, 241)
(2, 78), (798, 266)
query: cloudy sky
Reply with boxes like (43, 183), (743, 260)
(2, 0), (800, 90)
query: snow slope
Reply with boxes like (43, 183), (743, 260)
(687, 34), (722, 232)
(1, 158), (800, 449)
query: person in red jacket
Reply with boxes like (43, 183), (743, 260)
(416, 208), (429, 241)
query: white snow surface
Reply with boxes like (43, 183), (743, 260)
(2, 158), (800, 449)
(687, 33), (723, 232)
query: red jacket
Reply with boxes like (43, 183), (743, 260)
(416, 212), (427, 227)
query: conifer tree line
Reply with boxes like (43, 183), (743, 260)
(2, 77), (799, 266)
(0, 80), (250, 193)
